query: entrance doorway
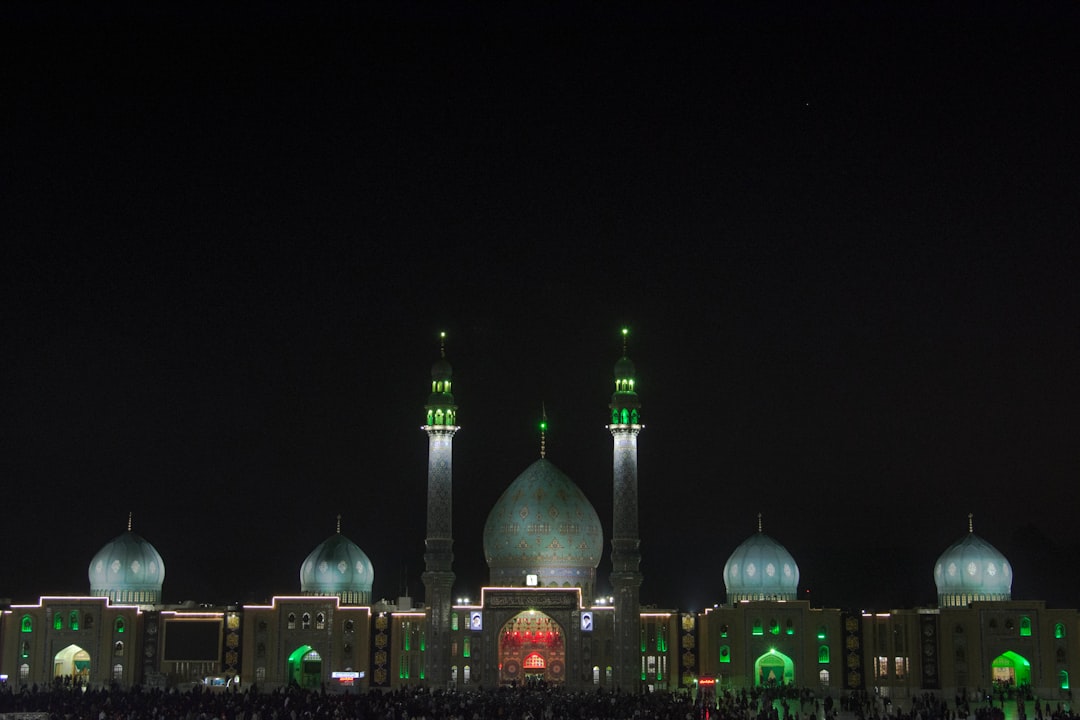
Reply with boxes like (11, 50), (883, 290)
(498, 611), (565, 686)
(755, 650), (795, 687)
(54, 644), (91, 686)
(287, 645), (323, 689)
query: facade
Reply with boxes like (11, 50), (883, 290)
(1, 336), (1076, 702)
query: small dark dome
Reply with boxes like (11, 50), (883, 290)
(431, 357), (453, 381)
(614, 356), (635, 379)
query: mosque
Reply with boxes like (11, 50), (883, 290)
(1, 333), (1076, 704)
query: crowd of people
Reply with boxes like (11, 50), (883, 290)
(0, 683), (1074, 720)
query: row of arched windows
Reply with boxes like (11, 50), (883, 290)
(21, 614), (126, 633)
(425, 408), (456, 426)
(609, 407), (640, 425)
(286, 612), (327, 630)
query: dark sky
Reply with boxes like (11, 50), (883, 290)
(4, 2), (1080, 613)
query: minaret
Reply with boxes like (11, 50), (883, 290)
(607, 327), (643, 692)
(421, 332), (459, 688)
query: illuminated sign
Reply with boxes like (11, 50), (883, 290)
(581, 612), (593, 632)
(469, 611), (483, 630)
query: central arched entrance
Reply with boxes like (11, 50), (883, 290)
(498, 611), (565, 686)
(755, 649), (795, 687)
(54, 644), (91, 685)
(992, 651), (1032, 689)
(287, 645), (322, 689)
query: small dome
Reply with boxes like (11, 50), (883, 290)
(89, 528), (165, 604)
(614, 356), (636, 379)
(484, 458), (603, 598)
(724, 523), (799, 602)
(431, 357), (453, 381)
(300, 529), (374, 605)
(934, 516), (1012, 606)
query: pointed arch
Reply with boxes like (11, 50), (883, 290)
(287, 645), (322, 689)
(755, 649), (795, 687)
(991, 650), (1031, 688)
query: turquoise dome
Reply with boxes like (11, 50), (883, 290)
(89, 530), (165, 604)
(483, 458), (603, 599)
(723, 529), (800, 602)
(934, 522), (1012, 606)
(300, 531), (374, 604)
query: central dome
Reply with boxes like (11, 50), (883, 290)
(483, 458), (603, 599)
(300, 530), (374, 605)
(934, 517), (1012, 606)
(723, 524), (800, 602)
(89, 529), (165, 605)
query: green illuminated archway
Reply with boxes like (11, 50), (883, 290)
(54, 644), (91, 683)
(755, 649), (795, 687)
(991, 651), (1031, 688)
(287, 645), (322, 689)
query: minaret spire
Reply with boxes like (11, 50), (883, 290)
(127, 512), (133, 532)
(968, 512), (974, 533)
(540, 403), (548, 459)
(608, 326), (644, 692)
(421, 331), (460, 689)
(758, 512), (763, 533)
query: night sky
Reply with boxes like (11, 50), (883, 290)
(4, 2), (1080, 614)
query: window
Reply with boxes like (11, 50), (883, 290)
(84, 615), (93, 630)
(54, 614), (63, 631)
(463, 636), (471, 658)
(288, 613), (296, 630)
(451, 612), (459, 631)
(769, 619), (780, 636)
(21, 615), (33, 633)
(1020, 616), (1032, 637)
(463, 665), (471, 684)
(1055, 623), (1066, 639)
(115, 617), (125, 633)
(69, 611), (79, 631)
(719, 645), (731, 663)
(818, 646), (830, 663)
(1061, 670), (1070, 690)
(819, 669), (830, 687)
(21, 641), (30, 658)
(817, 626), (827, 640)
(112, 664), (123, 681)
(875, 656), (888, 678)
(316, 613), (325, 630)
(256, 667), (266, 682)
(114, 641), (124, 656)
(752, 619), (763, 636)
(895, 656), (908, 680)
(720, 624), (729, 638)
(302, 613), (311, 630)
(785, 619), (795, 636)
(20, 664), (30, 682)
(593, 666), (600, 685)
(344, 619), (354, 632)
(257, 643), (266, 658)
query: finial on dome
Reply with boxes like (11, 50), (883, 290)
(128, 512), (133, 532)
(968, 512), (974, 533)
(337, 514), (342, 534)
(539, 403), (548, 459)
(439, 330), (447, 358)
(757, 512), (763, 533)
(621, 326), (629, 355)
